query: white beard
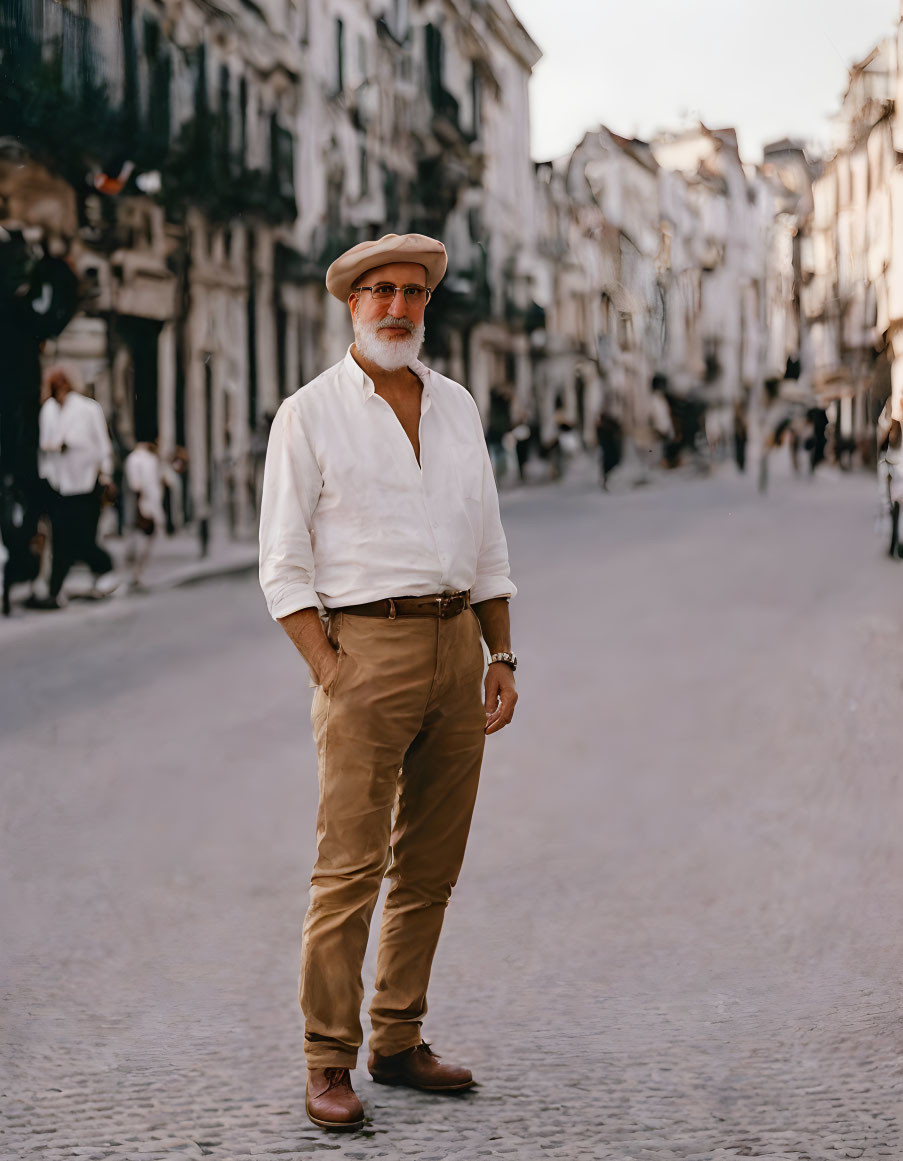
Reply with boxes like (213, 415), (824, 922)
(353, 316), (425, 372)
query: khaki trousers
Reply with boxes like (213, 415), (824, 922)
(301, 607), (486, 1069)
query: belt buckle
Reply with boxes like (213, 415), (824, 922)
(437, 593), (461, 619)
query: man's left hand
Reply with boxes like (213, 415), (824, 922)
(484, 662), (518, 735)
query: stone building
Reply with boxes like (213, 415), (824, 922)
(530, 121), (777, 455)
(7, 0), (868, 543)
(1, 0), (544, 533)
(799, 15), (903, 447)
(2, 0), (302, 531)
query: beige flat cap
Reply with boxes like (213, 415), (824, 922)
(325, 233), (448, 301)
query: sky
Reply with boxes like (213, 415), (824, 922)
(512, 0), (899, 163)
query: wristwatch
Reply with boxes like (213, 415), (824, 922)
(489, 652), (518, 671)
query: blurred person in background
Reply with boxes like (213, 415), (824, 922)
(260, 233), (518, 1134)
(1, 479), (43, 616)
(788, 411), (808, 476)
(124, 440), (166, 589)
(509, 408), (534, 482)
(733, 400), (748, 473)
(29, 364), (116, 610)
(758, 382), (792, 495)
(595, 408), (623, 491)
(649, 375), (676, 468)
(806, 407), (829, 474)
(486, 384), (513, 481)
(878, 416), (903, 559)
(547, 406), (579, 480)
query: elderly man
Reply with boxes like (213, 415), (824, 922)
(34, 365), (116, 609)
(259, 233), (518, 1132)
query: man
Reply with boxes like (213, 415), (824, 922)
(595, 408), (623, 492)
(259, 233), (518, 1132)
(124, 440), (165, 589)
(34, 365), (116, 609)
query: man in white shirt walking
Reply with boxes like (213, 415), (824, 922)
(35, 365), (116, 609)
(124, 441), (166, 588)
(259, 233), (518, 1132)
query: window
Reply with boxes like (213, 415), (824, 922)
(383, 165), (400, 224)
(270, 113), (296, 204)
(144, 16), (170, 154)
(239, 77), (248, 168)
(425, 23), (443, 106)
(195, 42), (208, 118)
(218, 63), (231, 175)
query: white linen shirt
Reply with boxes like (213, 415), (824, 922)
(259, 349), (516, 618)
(39, 392), (114, 496)
(124, 446), (166, 524)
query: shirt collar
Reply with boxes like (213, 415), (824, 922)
(343, 346), (373, 399)
(343, 345), (431, 405)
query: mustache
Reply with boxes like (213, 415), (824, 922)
(376, 316), (415, 333)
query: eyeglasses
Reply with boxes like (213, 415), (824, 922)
(354, 283), (432, 306)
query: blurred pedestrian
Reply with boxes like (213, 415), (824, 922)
(550, 408), (579, 480)
(512, 420), (533, 481)
(733, 401), (748, 473)
(758, 391), (793, 495)
(124, 441), (165, 588)
(595, 410), (623, 490)
(806, 407), (829, 474)
(1, 477), (43, 616)
(486, 384), (512, 482)
(788, 412), (807, 475)
(31, 365), (117, 610)
(879, 419), (903, 559)
(650, 379), (676, 467)
(260, 233), (518, 1133)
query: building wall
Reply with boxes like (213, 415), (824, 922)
(3, 0), (841, 524)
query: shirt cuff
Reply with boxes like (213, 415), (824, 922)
(265, 583), (323, 621)
(470, 576), (517, 604)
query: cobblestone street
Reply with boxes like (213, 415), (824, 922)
(2, 463), (903, 1161)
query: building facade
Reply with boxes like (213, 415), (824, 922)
(5, 0), (872, 546)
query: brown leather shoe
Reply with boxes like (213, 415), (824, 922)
(368, 1042), (474, 1092)
(305, 1067), (365, 1131)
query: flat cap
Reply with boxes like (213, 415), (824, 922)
(325, 232), (447, 301)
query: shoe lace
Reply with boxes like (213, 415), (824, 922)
(322, 1067), (351, 1091)
(416, 1042), (439, 1059)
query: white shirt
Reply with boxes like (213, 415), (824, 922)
(259, 349), (516, 618)
(124, 445), (166, 524)
(39, 392), (114, 496)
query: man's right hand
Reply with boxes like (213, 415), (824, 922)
(277, 606), (341, 691)
(318, 645), (340, 693)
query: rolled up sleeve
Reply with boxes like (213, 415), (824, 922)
(470, 437), (517, 604)
(259, 402), (324, 619)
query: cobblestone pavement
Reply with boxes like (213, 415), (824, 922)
(2, 464), (903, 1160)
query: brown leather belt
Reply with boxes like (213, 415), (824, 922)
(334, 590), (471, 620)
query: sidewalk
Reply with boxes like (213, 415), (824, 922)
(106, 524), (260, 591)
(1, 524), (259, 644)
